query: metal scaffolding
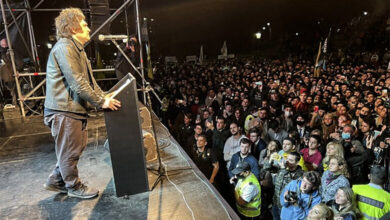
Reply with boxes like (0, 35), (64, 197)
(0, 0), (159, 117)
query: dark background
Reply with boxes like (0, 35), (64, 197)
(3, 0), (390, 64)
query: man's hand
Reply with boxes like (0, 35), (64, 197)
(103, 94), (121, 111)
(230, 176), (237, 184)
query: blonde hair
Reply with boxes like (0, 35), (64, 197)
(329, 155), (350, 178)
(323, 141), (344, 165)
(333, 187), (360, 219)
(308, 203), (334, 220)
(55, 8), (85, 39)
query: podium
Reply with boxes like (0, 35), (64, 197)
(104, 74), (149, 197)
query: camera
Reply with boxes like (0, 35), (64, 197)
(284, 190), (298, 203)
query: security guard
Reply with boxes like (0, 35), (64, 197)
(353, 165), (390, 220)
(230, 161), (261, 219)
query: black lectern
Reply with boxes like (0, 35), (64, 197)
(104, 73), (149, 197)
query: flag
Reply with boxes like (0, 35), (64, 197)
(221, 41), (227, 59)
(199, 45), (204, 65)
(146, 43), (153, 79)
(322, 28), (331, 54)
(319, 28), (332, 70)
(314, 41), (322, 78)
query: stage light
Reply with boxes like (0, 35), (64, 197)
(150, 18), (154, 22)
(363, 11), (368, 16)
(262, 26), (266, 30)
(46, 43), (52, 49)
(255, 32), (262, 39)
(267, 22), (270, 26)
(114, 53), (117, 56)
(295, 32), (299, 36)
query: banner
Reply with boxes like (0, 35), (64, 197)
(186, 55), (197, 62)
(165, 56), (177, 63)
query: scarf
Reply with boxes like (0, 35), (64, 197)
(325, 171), (340, 185)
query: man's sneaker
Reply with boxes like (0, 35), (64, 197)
(44, 182), (67, 194)
(67, 183), (99, 199)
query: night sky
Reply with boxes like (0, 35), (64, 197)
(9, 0), (390, 60)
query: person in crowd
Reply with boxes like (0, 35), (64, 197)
(270, 152), (304, 220)
(264, 137), (306, 172)
(294, 114), (310, 144)
(280, 171), (322, 220)
(248, 127), (267, 160)
(232, 108), (245, 129)
(300, 135), (323, 171)
(115, 35), (138, 81)
(280, 104), (295, 132)
(230, 161), (261, 219)
(257, 107), (270, 141)
(223, 122), (246, 169)
(375, 104), (388, 129)
(205, 117), (230, 159)
(320, 156), (350, 204)
(228, 138), (259, 180)
(43, 8), (121, 199)
(0, 38), (22, 105)
(319, 141), (344, 172)
(185, 123), (203, 156)
(307, 203), (334, 220)
(341, 124), (374, 184)
(353, 165), (390, 220)
(358, 117), (376, 149)
(177, 112), (194, 148)
(267, 119), (288, 145)
(258, 140), (281, 169)
(191, 134), (219, 185)
(330, 187), (360, 220)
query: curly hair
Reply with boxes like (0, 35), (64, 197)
(55, 8), (85, 39)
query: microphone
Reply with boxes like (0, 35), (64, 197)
(98, 34), (128, 41)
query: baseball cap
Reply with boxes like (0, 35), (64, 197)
(231, 161), (250, 175)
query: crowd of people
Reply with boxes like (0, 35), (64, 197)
(151, 56), (390, 219)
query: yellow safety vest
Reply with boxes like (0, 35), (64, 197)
(353, 184), (390, 220)
(235, 173), (261, 217)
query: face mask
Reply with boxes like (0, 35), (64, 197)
(285, 111), (293, 117)
(194, 100), (199, 104)
(296, 121), (305, 126)
(341, 132), (351, 140)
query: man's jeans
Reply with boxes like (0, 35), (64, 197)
(44, 114), (88, 188)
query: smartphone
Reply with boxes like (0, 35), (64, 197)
(255, 81), (263, 85)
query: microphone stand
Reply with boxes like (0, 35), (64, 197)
(141, 83), (166, 190)
(111, 39), (161, 104)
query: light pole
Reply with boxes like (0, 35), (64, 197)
(267, 22), (272, 40)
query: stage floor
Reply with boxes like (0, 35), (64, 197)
(0, 112), (239, 220)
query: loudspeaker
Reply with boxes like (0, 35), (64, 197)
(88, 0), (110, 39)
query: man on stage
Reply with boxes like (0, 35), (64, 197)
(43, 8), (121, 199)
